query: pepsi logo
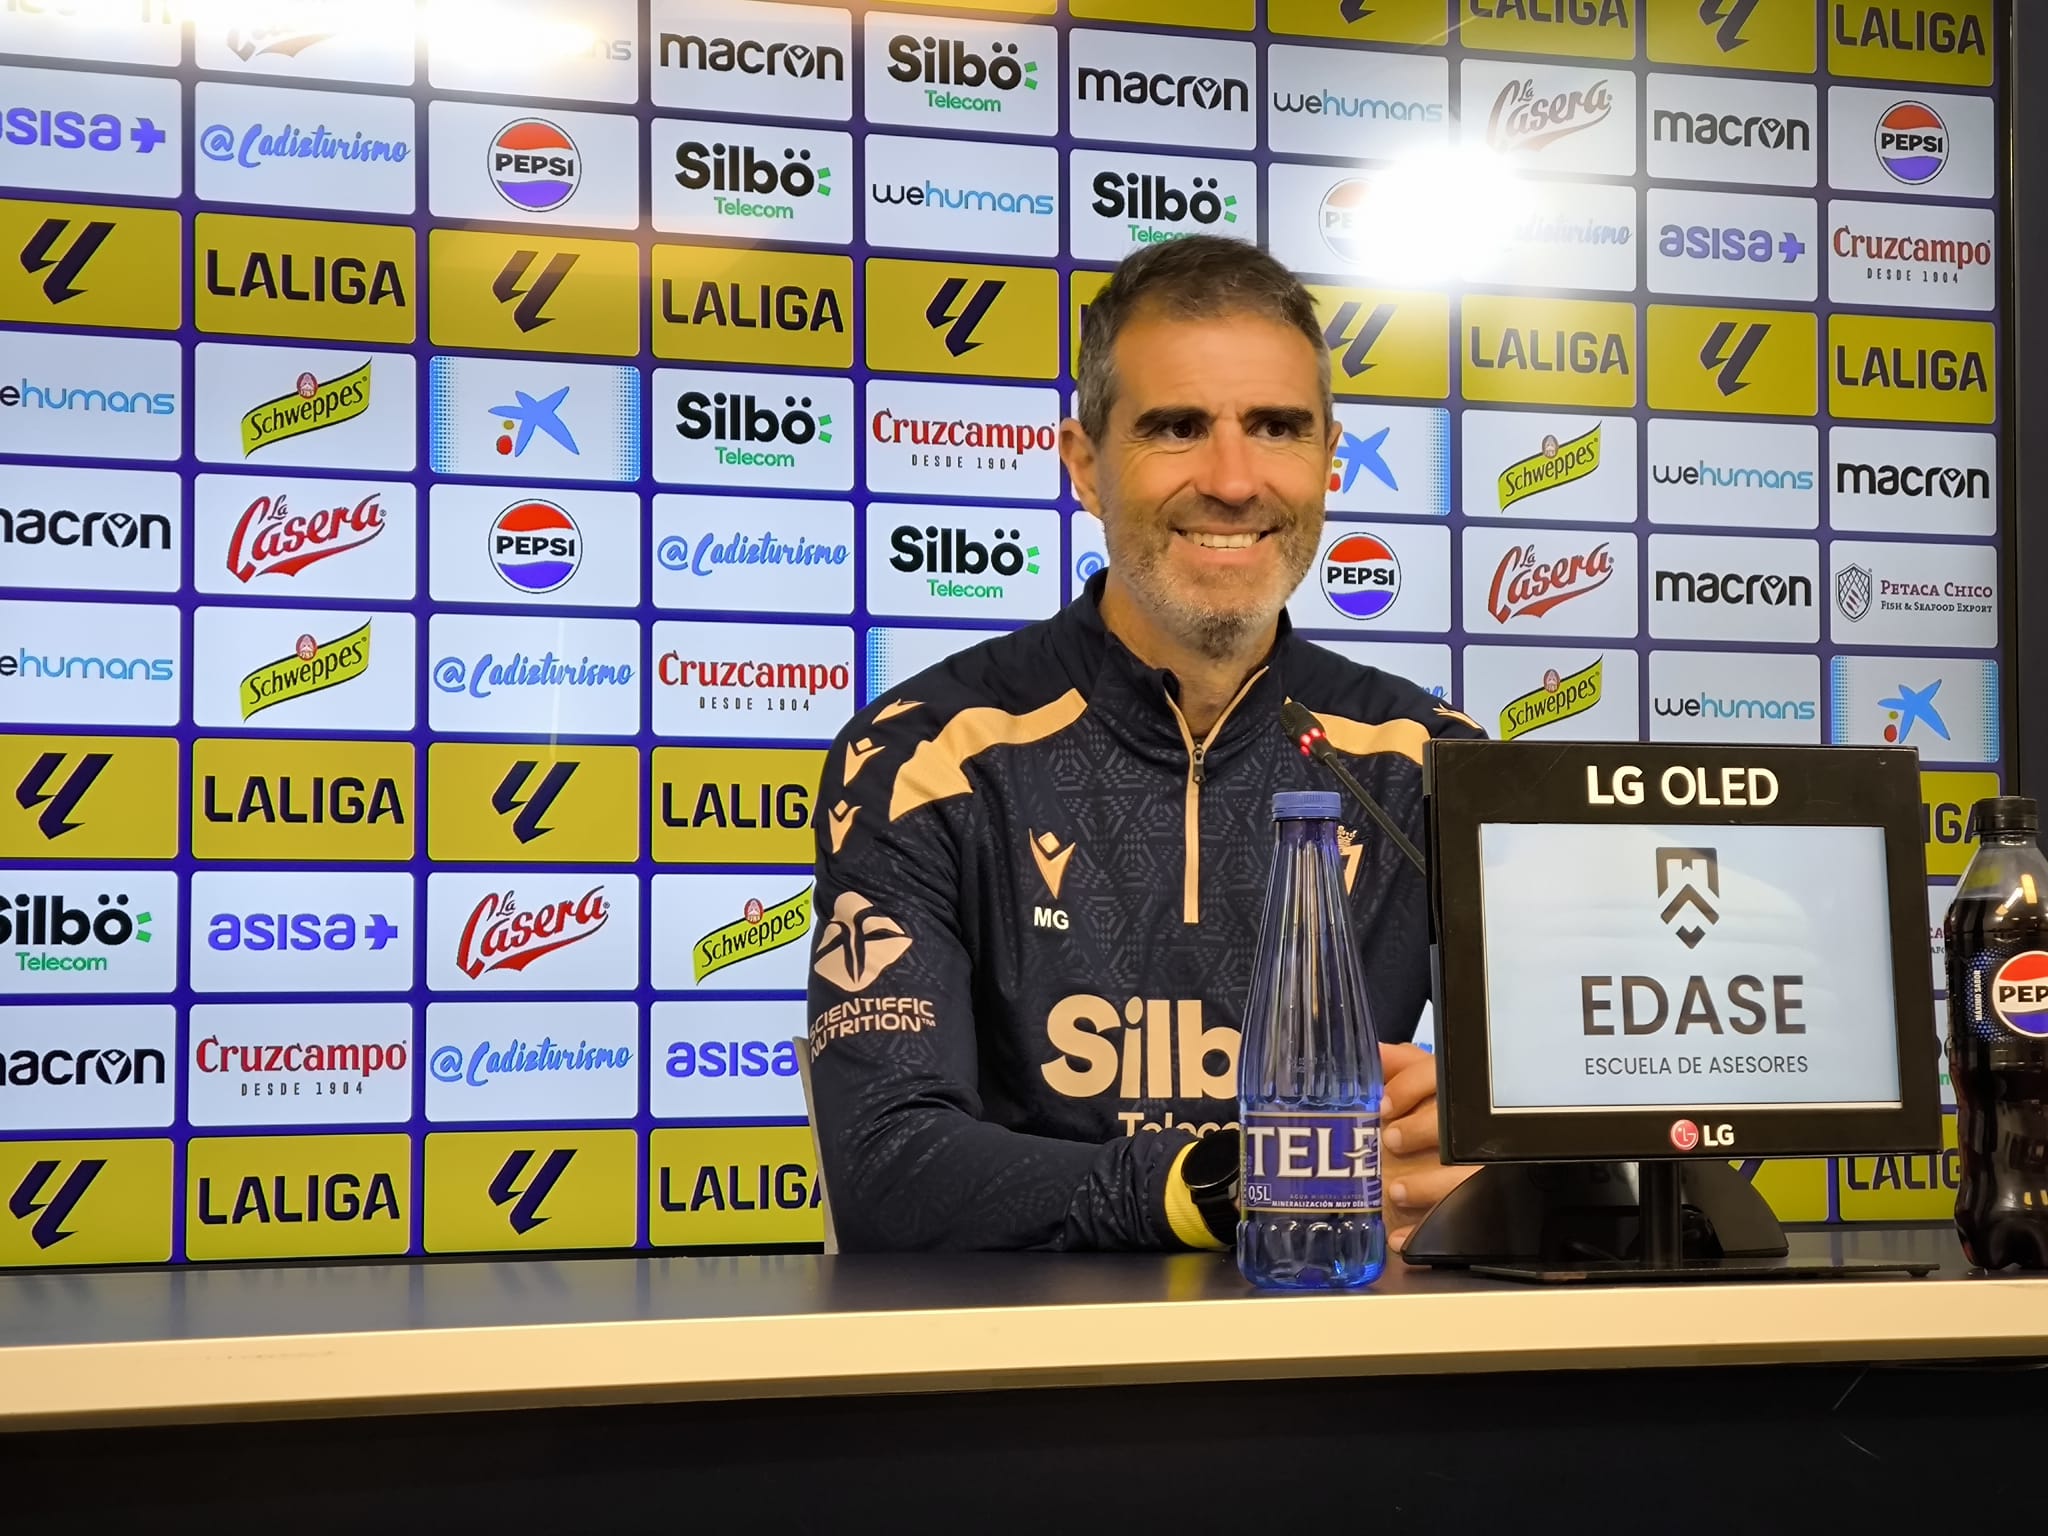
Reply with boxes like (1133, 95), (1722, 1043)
(490, 500), (581, 594)
(1318, 178), (1378, 268)
(1320, 532), (1401, 621)
(1990, 951), (2048, 1039)
(1668, 1118), (1700, 1152)
(1875, 101), (1948, 186)
(489, 118), (581, 212)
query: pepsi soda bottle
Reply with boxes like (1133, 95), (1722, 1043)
(1237, 790), (1385, 1289)
(1946, 795), (2048, 1270)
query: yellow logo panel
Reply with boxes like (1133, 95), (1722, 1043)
(193, 738), (415, 862)
(429, 229), (640, 358)
(425, 1131), (638, 1254)
(1463, 296), (1637, 409)
(0, 735), (179, 860)
(652, 244), (853, 369)
(866, 258), (1059, 381)
(1923, 770), (1998, 877)
(1310, 286), (1451, 401)
(195, 213), (414, 344)
(428, 742), (640, 864)
(1737, 1156), (1832, 1224)
(1070, 267), (1113, 381)
(653, 747), (823, 865)
(0, 199), (181, 331)
(650, 1127), (826, 1248)
(1828, 0), (1992, 86)
(1829, 314), (1995, 426)
(1459, 0), (1636, 59)
(186, 1134), (411, 1261)
(1645, 0), (1816, 71)
(1839, 1114), (1959, 1221)
(1070, 0), (1251, 27)
(1647, 305), (1818, 417)
(1269, 0), (1453, 44)
(0, 1139), (172, 1268)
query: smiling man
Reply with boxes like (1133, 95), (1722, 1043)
(807, 235), (1482, 1252)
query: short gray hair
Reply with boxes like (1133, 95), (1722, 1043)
(1074, 235), (1331, 442)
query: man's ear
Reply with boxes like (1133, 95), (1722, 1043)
(1059, 418), (1104, 516)
(1325, 408), (1343, 460)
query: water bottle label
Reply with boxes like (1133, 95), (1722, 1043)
(1958, 949), (2048, 1041)
(1240, 1110), (1380, 1215)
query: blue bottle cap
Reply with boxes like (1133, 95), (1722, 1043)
(1272, 790), (1342, 820)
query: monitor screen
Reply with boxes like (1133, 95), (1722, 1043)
(1478, 822), (1901, 1114)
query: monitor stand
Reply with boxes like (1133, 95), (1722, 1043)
(1401, 1160), (1937, 1284)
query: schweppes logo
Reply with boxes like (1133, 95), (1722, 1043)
(648, 1126), (825, 1247)
(1309, 286), (1451, 400)
(0, 734), (179, 859)
(428, 741), (639, 863)
(653, 746), (823, 865)
(1499, 425), (1600, 511)
(1828, 314), (1993, 426)
(1828, 1), (1991, 87)
(1499, 657), (1603, 741)
(186, 1134), (410, 1261)
(429, 228), (640, 357)
(1648, 305), (1817, 417)
(1645, 0), (1816, 72)
(1462, 296), (1637, 410)
(1460, 0), (1635, 60)
(695, 886), (813, 982)
(239, 621), (371, 720)
(1, 1139), (173, 1267)
(0, 198), (182, 330)
(866, 257), (1059, 381)
(240, 361), (371, 456)
(196, 213), (413, 344)
(424, 1131), (636, 1253)
(652, 243), (853, 369)
(1267, 0), (1453, 43)
(193, 737), (414, 862)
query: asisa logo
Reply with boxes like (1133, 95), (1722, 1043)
(226, 490), (387, 583)
(1321, 533), (1401, 621)
(1487, 542), (1614, 624)
(489, 119), (580, 213)
(1876, 100), (1947, 185)
(1990, 952), (2048, 1039)
(456, 886), (611, 980)
(489, 500), (579, 594)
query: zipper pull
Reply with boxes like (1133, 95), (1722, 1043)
(1191, 744), (1206, 786)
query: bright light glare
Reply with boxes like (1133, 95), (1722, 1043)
(173, 0), (417, 47)
(425, 0), (595, 64)
(1330, 145), (1534, 289)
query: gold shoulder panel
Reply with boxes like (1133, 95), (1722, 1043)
(889, 690), (1088, 822)
(1304, 708), (1430, 767)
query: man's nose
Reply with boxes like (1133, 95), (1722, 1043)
(1194, 424), (1261, 507)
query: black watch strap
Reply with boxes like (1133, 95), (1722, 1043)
(1181, 1128), (1242, 1246)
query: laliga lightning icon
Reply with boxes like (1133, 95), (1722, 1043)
(490, 500), (581, 594)
(1321, 533), (1401, 621)
(488, 119), (582, 212)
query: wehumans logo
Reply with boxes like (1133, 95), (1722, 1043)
(1655, 847), (1721, 950)
(1041, 994), (1240, 1135)
(241, 363), (370, 456)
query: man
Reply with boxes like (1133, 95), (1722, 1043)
(807, 235), (1481, 1252)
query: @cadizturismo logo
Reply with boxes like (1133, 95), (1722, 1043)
(239, 623), (371, 720)
(695, 888), (812, 983)
(1486, 75), (1615, 154)
(1, 890), (151, 973)
(490, 119), (580, 212)
(1487, 541), (1614, 624)
(226, 491), (387, 582)
(1499, 657), (1602, 741)
(429, 1034), (632, 1087)
(490, 500), (580, 594)
(240, 364), (371, 456)
(456, 886), (611, 979)
(1499, 426), (1600, 511)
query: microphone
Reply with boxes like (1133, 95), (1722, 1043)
(1281, 699), (1427, 878)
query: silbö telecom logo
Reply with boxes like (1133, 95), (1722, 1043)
(2, 891), (151, 976)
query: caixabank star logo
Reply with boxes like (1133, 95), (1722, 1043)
(428, 742), (640, 863)
(0, 735), (179, 859)
(429, 228), (640, 357)
(866, 257), (1059, 380)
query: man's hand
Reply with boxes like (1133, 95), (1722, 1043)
(1380, 1042), (1476, 1252)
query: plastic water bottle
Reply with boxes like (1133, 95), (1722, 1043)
(1237, 790), (1386, 1289)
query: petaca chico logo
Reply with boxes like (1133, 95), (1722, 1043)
(1487, 541), (1614, 624)
(456, 886), (610, 979)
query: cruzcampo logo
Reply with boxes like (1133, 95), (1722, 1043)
(1499, 425), (1601, 512)
(1499, 657), (1603, 741)
(693, 886), (813, 983)
(240, 621), (372, 720)
(240, 362), (372, 456)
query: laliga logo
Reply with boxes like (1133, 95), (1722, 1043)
(1487, 542), (1613, 624)
(456, 887), (610, 979)
(226, 491), (387, 583)
(1669, 1118), (1734, 1152)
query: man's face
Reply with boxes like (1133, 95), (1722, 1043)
(1060, 305), (1338, 659)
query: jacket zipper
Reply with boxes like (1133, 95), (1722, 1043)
(1165, 668), (1267, 925)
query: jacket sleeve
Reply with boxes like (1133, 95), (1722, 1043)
(804, 718), (1214, 1254)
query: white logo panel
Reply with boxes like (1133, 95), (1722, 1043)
(864, 625), (1002, 703)
(0, 331), (181, 462)
(1648, 650), (1821, 744)
(428, 355), (640, 483)
(650, 0), (853, 120)
(1826, 86), (1996, 201)
(426, 873), (640, 993)
(428, 485), (641, 609)
(1647, 533), (1820, 644)
(651, 999), (808, 1120)
(1828, 654), (1998, 762)
(1647, 419), (1821, 530)
(194, 474), (418, 600)
(0, 466), (181, 594)
(0, 1005), (174, 1131)
(188, 1002), (414, 1129)
(0, 598), (180, 727)
(1646, 72), (1818, 188)
(193, 605), (416, 732)
(193, 8), (418, 85)
(1827, 198), (1997, 311)
(864, 379), (1062, 501)
(1462, 645), (1641, 742)
(653, 368), (854, 492)
(428, 0), (638, 102)
(1828, 427), (1996, 537)
(195, 82), (417, 216)
(651, 619), (854, 741)
(653, 495), (853, 615)
(426, 1001), (639, 1123)
(428, 612), (641, 737)
(651, 873), (816, 994)
(195, 342), (417, 471)
(650, 118), (854, 245)
(426, 100), (640, 229)
(0, 868), (179, 996)
(1461, 527), (1640, 639)
(1647, 187), (1819, 302)
(1830, 540), (1998, 649)
(1461, 59), (1636, 177)
(0, 65), (182, 197)
(1266, 44), (1449, 161)
(1327, 403), (1450, 517)
(1461, 179), (1636, 293)
(864, 12), (1058, 138)
(865, 504), (1061, 621)
(864, 133), (1059, 258)
(1069, 149), (1258, 263)
(1310, 639), (1455, 705)
(1070, 510), (1108, 596)
(191, 871), (415, 995)
(1461, 411), (1638, 524)
(1, 5), (178, 65)
(1286, 521), (1450, 635)
(1069, 27), (1255, 151)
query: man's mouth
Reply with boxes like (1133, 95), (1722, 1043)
(1177, 529), (1271, 550)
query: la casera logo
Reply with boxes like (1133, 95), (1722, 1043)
(1486, 541), (1613, 624)
(456, 886), (610, 979)
(226, 490), (387, 582)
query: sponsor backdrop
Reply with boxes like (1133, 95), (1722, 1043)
(0, 0), (2011, 1264)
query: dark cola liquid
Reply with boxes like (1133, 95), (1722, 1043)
(1946, 889), (2048, 1270)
